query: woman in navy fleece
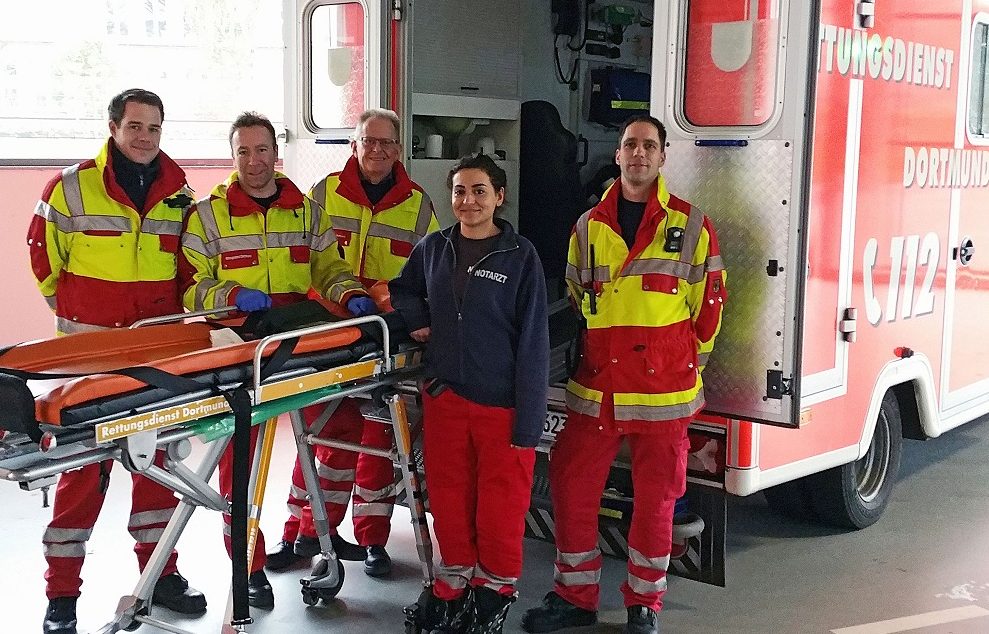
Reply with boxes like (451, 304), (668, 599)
(390, 154), (549, 633)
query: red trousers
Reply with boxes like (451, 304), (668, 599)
(280, 399), (393, 544)
(44, 453), (180, 599)
(422, 388), (536, 599)
(549, 411), (690, 612)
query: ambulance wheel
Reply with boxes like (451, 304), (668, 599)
(812, 390), (903, 529)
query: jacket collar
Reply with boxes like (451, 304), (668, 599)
(441, 216), (520, 253)
(97, 138), (188, 214)
(216, 171), (306, 216)
(591, 173), (671, 230)
(334, 155), (419, 212)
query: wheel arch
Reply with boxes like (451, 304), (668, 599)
(856, 354), (940, 459)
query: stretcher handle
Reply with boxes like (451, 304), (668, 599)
(129, 306), (238, 329)
(251, 314), (391, 397)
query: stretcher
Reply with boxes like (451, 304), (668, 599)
(0, 304), (435, 633)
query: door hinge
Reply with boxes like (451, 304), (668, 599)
(839, 307), (857, 343)
(392, 0), (403, 21)
(856, 0), (876, 29)
(766, 370), (793, 400)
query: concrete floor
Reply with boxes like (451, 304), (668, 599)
(3, 415), (989, 634)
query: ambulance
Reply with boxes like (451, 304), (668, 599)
(277, 0), (989, 586)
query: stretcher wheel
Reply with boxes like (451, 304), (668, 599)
(301, 588), (320, 606)
(300, 559), (345, 605)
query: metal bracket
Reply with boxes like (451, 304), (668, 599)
(857, 0), (876, 29)
(119, 430), (158, 472)
(766, 370), (793, 400)
(839, 307), (858, 343)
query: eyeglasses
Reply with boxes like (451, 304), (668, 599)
(358, 136), (400, 150)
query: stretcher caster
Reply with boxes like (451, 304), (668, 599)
(299, 555), (344, 605)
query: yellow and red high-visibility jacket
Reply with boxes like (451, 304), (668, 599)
(564, 174), (726, 432)
(27, 140), (192, 334)
(178, 172), (366, 312)
(308, 156), (439, 286)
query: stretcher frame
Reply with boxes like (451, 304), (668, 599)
(0, 312), (435, 633)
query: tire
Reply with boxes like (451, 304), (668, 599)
(763, 477), (819, 523)
(810, 390), (903, 529)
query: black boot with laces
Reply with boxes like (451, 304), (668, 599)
(467, 587), (516, 634)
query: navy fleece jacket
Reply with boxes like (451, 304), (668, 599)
(389, 218), (549, 447)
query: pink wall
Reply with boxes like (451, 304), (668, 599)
(0, 165), (233, 346)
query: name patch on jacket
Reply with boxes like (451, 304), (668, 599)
(473, 268), (508, 284)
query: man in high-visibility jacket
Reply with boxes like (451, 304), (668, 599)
(265, 108), (438, 578)
(27, 88), (207, 634)
(522, 115), (726, 634)
(178, 111), (373, 610)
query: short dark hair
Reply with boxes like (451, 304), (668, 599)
(108, 88), (164, 124)
(446, 153), (508, 193)
(618, 114), (667, 147)
(229, 111), (277, 148)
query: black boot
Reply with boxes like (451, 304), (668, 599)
(403, 588), (474, 634)
(329, 534), (367, 561)
(247, 570), (275, 610)
(266, 539), (307, 571)
(293, 534), (321, 558)
(43, 597), (77, 634)
(151, 572), (207, 614)
(520, 591), (597, 633)
(625, 605), (659, 634)
(430, 590), (474, 633)
(467, 587), (516, 634)
(364, 544), (392, 577)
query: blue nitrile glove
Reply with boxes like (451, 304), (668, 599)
(346, 296), (378, 317)
(234, 288), (272, 312)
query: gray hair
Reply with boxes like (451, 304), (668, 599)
(355, 108), (401, 141)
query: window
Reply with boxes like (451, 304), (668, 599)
(680, 0), (784, 129)
(968, 20), (989, 140)
(0, 0), (285, 162)
(306, 1), (366, 131)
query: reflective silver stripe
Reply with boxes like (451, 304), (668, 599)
(310, 179), (328, 207)
(414, 191), (434, 238)
(129, 509), (174, 528)
(289, 484), (308, 501)
(352, 502), (393, 517)
(45, 295), (57, 310)
(329, 215), (362, 233)
(575, 212), (590, 270)
(222, 522), (231, 536)
(43, 527), (94, 543)
(327, 279), (364, 304)
(216, 235), (264, 252)
(46, 213), (132, 234)
(181, 233), (211, 257)
(267, 232), (310, 248)
(195, 199), (222, 242)
(565, 390), (602, 418)
(141, 218), (183, 236)
(56, 317), (112, 335)
(613, 390), (705, 422)
(367, 222), (418, 245)
(628, 547), (670, 571)
(679, 207), (704, 265)
(554, 569), (601, 587)
(576, 265), (611, 284)
(354, 484), (397, 501)
(193, 279), (220, 312)
(565, 263), (582, 286)
(556, 548), (601, 567)
(311, 226), (338, 252)
(61, 165), (85, 216)
(286, 502), (304, 519)
(44, 543), (87, 558)
(321, 489), (354, 505)
(706, 254), (725, 272)
(316, 462), (356, 481)
(697, 352), (710, 367)
(213, 281), (238, 311)
(130, 528), (166, 543)
(475, 565), (517, 588)
(621, 258), (702, 283)
(34, 199), (56, 220)
(436, 561), (473, 589)
(627, 571), (667, 595)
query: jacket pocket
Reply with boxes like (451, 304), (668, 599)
(641, 273), (680, 295)
(390, 239), (414, 258)
(334, 229), (353, 247)
(289, 245), (311, 264)
(83, 230), (124, 237)
(158, 234), (179, 253)
(220, 249), (259, 270)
